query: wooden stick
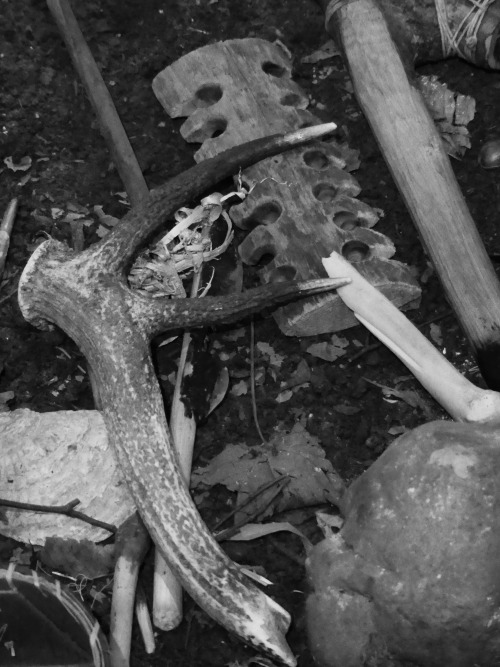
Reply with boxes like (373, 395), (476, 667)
(109, 514), (150, 667)
(323, 251), (500, 423)
(46, 0), (148, 207)
(135, 583), (156, 654)
(153, 315), (197, 631)
(321, 0), (500, 389)
(0, 198), (18, 279)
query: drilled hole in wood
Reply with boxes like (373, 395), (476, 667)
(342, 240), (370, 262)
(248, 201), (282, 225)
(313, 183), (337, 203)
(206, 117), (227, 138)
(333, 211), (359, 231)
(195, 84), (223, 107)
(269, 265), (297, 282)
(280, 92), (302, 106)
(253, 251), (276, 268)
(303, 150), (329, 170)
(262, 61), (286, 77)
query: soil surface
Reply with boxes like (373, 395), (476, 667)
(1, 1), (500, 666)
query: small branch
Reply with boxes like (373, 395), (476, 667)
(213, 478), (291, 542)
(0, 497), (117, 534)
(0, 198), (18, 279)
(0, 283), (19, 307)
(47, 0), (148, 207)
(250, 319), (266, 445)
(212, 477), (291, 532)
(135, 582), (156, 654)
(347, 310), (453, 362)
(153, 271), (201, 631)
(131, 277), (351, 338)
(109, 513), (150, 667)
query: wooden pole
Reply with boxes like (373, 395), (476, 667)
(46, 0), (149, 207)
(320, 0), (500, 388)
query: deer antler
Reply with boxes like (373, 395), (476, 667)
(18, 126), (349, 665)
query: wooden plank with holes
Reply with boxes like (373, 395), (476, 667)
(153, 38), (420, 335)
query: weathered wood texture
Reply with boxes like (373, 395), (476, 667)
(153, 38), (420, 336)
(322, 0), (500, 388)
(47, 0), (149, 207)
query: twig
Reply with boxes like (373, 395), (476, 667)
(268, 538), (305, 568)
(214, 478), (291, 542)
(135, 582), (156, 654)
(152, 241), (206, 631)
(0, 283), (19, 307)
(212, 476), (290, 531)
(250, 319), (266, 444)
(46, 0), (148, 206)
(152, 285), (199, 631)
(109, 513), (150, 667)
(347, 310), (453, 362)
(0, 198), (18, 279)
(0, 497), (116, 533)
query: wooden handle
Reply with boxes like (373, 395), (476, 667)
(323, 0), (500, 388)
(47, 0), (149, 207)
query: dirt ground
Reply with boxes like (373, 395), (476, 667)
(2, 1), (500, 666)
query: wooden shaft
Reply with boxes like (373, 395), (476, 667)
(0, 198), (18, 279)
(323, 0), (500, 388)
(47, 0), (149, 207)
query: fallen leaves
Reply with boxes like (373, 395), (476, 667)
(365, 378), (434, 418)
(418, 74), (476, 158)
(306, 334), (349, 362)
(429, 323), (443, 347)
(228, 521), (311, 548)
(191, 422), (345, 522)
(301, 40), (340, 64)
(4, 156), (32, 172)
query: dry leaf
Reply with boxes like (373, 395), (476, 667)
(429, 323), (443, 347)
(306, 335), (348, 362)
(301, 39), (340, 64)
(366, 379), (433, 418)
(231, 379), (248, 396)
(256, 341), (284, 368)
(228, 521), (311, 548)
(287, 359), (311, 388)
(4, 156), (32, 172)
(276, 389), (293, 403)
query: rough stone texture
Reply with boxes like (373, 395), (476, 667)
(306, 420), (500, 667)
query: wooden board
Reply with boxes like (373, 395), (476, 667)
(153, 38), (420, 335)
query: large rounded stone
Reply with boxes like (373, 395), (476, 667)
(306, 420), (500, 667)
